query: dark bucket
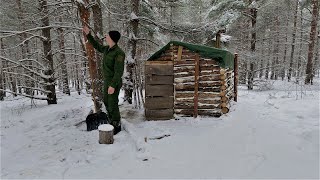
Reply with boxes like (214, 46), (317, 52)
(86, 111), (109, 131)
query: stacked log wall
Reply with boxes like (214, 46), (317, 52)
(220, 68), (234, 114)
(171, 45), (230, 117)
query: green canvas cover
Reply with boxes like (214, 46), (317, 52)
(148, 41), (234, 69)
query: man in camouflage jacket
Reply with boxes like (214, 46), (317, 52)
(83, 26), (125, 134)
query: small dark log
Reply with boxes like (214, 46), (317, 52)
(174, 72), (195, 78)
(200, 66), (220, 71)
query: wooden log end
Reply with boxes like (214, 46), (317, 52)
(220, 91), (226, 97)
(221, 107), (229, 114)
(220, 102), (227, 108)
(221, 96), (228, 102)
(98, 124), (114, 144)
(220, 68), (226, 74)
(220, 85), (227, 90)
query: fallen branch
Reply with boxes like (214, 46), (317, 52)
(148, 134), (171, 140)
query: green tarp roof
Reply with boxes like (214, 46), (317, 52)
(148, 41), (234, 69)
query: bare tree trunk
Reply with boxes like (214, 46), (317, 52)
(77, 0), (100, 112)
(248, 7), (257, 90)
(0, 38), (5, 100)
(305, 0), (319, 84)
(7, 50), (17, 96)
(313, 31), (320, 78)
(271, 16), (280, 80)
(288, 0), (298, 81)
(57, 16), (70, 95)
(296, 7), (304, 80)
(281, 16), (289, 81)
(16, 0), (33, 95)
(124, 0), (140, 104)
(92, 0), (104, 111)
(238, 20), (247, 84)
(259, 38), (265, 78)
(73, 35), (81, 95)
(39, 0), (57, 104)
(265, 30), (273, 80)
(107, 0), (112, 29)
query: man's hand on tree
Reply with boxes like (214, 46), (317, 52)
(83, 26), (90, 35)
(108, 86), (115, 94)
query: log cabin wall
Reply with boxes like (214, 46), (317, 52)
(145, 43), (235, 120)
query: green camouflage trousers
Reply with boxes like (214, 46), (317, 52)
(103, 83), (121, 127)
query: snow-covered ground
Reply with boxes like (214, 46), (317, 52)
(1, 80), (319, 179)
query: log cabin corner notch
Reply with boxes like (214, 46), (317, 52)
(145, 41), (237, 120)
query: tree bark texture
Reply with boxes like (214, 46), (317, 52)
(288, 0), (298, 81)
(92, 0), (104, 111)
(58, 16), (70, 95)
(39, 0), (57, 104)
(248, 7), (257, 90)
(78, 0), (100, 112)
(305, 0), (319, 84)
(124, 0), (140, 104)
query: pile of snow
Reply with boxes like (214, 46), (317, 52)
(98, 124), (114, 131)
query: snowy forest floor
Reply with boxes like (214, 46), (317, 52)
(1, 79), (319, 179)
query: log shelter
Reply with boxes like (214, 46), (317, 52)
(145, 41), (238, 120)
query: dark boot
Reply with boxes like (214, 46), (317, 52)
(114, 124), (121, 135)
(111, 121), (121, 135)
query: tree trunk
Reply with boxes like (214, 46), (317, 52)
(259, 38), (265, 78)
(0, 38), (5, 100)
(107, 0), (112, 29)
(16, 0), (34, 96)
(281, 15), (289, 81)
(288, 0), (298, 81)
(39, 0), (57, 104)
(296, 7), (304, 80)
(305, 0), (319, 84)
(271, 16), (280, 80)
(313, 31), (320, 78)
(124, 0), (140, 104)
(72, 34), (81, 95)
(58, 16), (70, 95)
(77, 0), (100, 112)
(92, 0), (104, 111)
(248, 7), (257, 90)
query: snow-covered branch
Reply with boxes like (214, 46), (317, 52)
(0, 25), (81, 39)
(18, 59), (45, 69)
(3, 71), (45, 85)
(17, 86), (51, 94)
(0, 89), (48, 100)
(137, 16), (196, 34)
(1, 56), (50, 79)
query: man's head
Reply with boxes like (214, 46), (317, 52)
(106, 30), (121, 46)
